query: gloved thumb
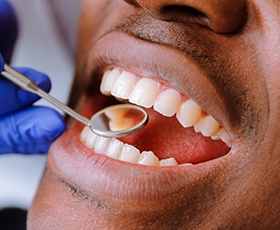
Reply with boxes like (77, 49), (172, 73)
(0, 106), (66, 154)
(0, 67), (52, 116)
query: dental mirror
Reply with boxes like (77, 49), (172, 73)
(1, 64), (148, 138)
(90, 104), (148, 137)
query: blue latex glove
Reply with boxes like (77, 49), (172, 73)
(0, 1), (65, 154)
(0, 65), (66, 154)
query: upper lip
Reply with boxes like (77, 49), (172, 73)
(85, 31), (232, 137)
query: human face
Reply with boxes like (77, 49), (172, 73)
(28, 0), (280, 229)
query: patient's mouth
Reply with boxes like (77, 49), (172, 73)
(80, 67), (231, 166)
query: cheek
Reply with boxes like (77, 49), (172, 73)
(78, 1), (110, 59)
(79, 0), (115, 39)
(77, 1), (120, 89)
(78, 0), (135, 58)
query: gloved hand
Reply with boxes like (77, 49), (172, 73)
(0, 63), (66, 154)
(0, 1), (65, 154)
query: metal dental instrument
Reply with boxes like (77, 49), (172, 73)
(1, 64), (148, 137)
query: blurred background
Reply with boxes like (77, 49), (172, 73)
(0, 0), (81, 211)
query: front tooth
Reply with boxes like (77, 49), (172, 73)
(100, 68), (120, 95)
(129, 78), (159, 108)
(194, 115), (220, 137)
(159, 157), (178, 166)
(119, 144), (140, 163)
(111, 70), (137, 99)
(80, 126), (90, 141)
(138, 151), (159, 166)
(86, 129), (98, 149)
(217, 128), (232, 146)
(106, 138), (124, 159)
(94, 136), (110, 154)
(154, 89), (181, 117)
(176, 100), (201, 128)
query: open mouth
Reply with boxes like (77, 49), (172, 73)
(46, 30), (238, 202)
(79, 66), (231, 167)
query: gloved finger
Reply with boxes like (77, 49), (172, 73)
(0, 67), (51, 116)
(0, 0), (18, 63)
(0, 106), (65, 154)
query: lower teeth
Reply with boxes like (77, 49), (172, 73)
(80, 126), (187, 167)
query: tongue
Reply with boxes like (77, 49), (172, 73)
(120, 109), (230, 164)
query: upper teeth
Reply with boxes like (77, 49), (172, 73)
(100, 67), (232, 145)
(79, 67), (232, 167)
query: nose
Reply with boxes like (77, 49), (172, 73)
(125, 0), (248, 33)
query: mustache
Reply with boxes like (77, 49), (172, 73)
(111, 13), (261, 136)
(113, 13), (217, 69)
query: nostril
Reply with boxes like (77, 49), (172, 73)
(126, 0), (248, 34)
(155, 3), (247, 33)
(160, 5), (211, 27)
(162, 5), (207, 18)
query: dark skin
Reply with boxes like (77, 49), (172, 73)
(28, 0), (280, 229)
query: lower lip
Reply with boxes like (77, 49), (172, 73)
(48, 120), (226, 200)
